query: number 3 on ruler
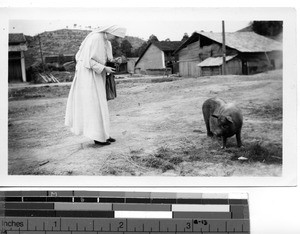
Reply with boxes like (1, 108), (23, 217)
(186, 222), (191, 230)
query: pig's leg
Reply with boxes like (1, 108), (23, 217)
(236, 130), (242, 147)
(221, 137), (227, 149)
(203, 111), (213, 137)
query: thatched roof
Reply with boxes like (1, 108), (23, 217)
(175, 31), (282, 54)
(9, 33), (27, 52)
(197, 55), (237, 67)
(9, 33), (26, 45)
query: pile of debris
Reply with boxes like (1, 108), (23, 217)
(38, 73), (60, 83)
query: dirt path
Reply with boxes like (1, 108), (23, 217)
(8, 70), (282, 176)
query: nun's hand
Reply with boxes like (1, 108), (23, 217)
(105, 66), (116, 73)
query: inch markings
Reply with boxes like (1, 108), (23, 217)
(0, 191), (250, 234)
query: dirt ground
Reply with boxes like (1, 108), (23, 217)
(8, 70), (282, 176)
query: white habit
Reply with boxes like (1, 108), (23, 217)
(65, 26), (126, 142)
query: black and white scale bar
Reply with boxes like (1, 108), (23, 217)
(0, 217), (250, 232)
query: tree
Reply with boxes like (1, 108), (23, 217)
(148, 34), (159, 43)
(250, 21), (283, 37)
(181, 33), (189, 42)
(121, 39), (133, 57)
(110, 38), (122, 57)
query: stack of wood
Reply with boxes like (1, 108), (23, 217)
(38, 73), (60, 83)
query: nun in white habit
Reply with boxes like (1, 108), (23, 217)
(65, 25), (126, 145)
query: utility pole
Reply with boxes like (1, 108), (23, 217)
(222, 21), (226, 75)
(38, 34), (45, 73)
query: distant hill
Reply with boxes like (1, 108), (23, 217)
(124, 35), (146, 51)
(24, 28), (145, 68)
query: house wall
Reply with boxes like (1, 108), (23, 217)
(135, 44), (165, 74)
(267, 51), (283, 69)
(241, 52), (282, 75)
(199, 43), (237, 61)
(178, 41), (238, 77)
(200, 58), (242, 76)
(226, 58), (242, 75)
(178, 41), (201, 77)
(201, 66), (221, 76)
(127, 58), (138, 74)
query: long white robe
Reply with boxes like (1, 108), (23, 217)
(65, 33), (111, 142)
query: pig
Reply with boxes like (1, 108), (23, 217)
(202, 97), (243, 149)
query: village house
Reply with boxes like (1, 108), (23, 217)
(135, 41), (183, 75)
(8, 33), (28, 82)
(127, 57), (139, 74)
(174, 31), (282, 77)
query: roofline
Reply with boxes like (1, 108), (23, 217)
(174, 31), (240, 54)
(135, 42), (173, 66)
(174, 31), (282, 54)
(135, 42), (152, 66)
(174, 32), (199, 54)
(136, 40), (192, 66)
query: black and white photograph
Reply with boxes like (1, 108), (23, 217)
(0, 7), (297, 186)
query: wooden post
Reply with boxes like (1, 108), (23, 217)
(222, 21), (226, 75)
(20, 51), (27, 82)
(38, 34), (45, 73)
(264, 51), (272, 71)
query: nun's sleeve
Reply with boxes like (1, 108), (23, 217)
(89, 35), (106, 74)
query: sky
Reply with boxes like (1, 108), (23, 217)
(7, 8), (251, 41)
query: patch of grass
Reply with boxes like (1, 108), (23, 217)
(139, 146), (178, 172)
(129, 147), (144, 154)
(140, 156), (173, 172)
(100, 153), (144, 176)
(151, 78), (175, 83)
(169, 156), (184, 165)
(188, 153), (202, 162)
(8, 85), (71, 100)
(143, 156), (165, 168)
(102, 165), (136, 176)
(66, 170), (73, 175)
(162, 163), (175, 173)
(231, 141), (282, 164)
(249, 103), (282, 120)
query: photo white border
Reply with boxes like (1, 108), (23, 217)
(0, 6), (297, 187)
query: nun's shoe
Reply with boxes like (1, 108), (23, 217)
(94, 140), (111, 145)
(107, 137), (116, 142)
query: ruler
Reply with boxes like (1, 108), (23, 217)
(0, 191), (250, 234)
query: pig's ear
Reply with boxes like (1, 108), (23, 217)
(211, 114), (219, 118)
(226, 116), (233, 123)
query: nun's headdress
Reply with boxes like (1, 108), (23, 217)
(95, 25), (127, 38)
(75, 25), (127, 68)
